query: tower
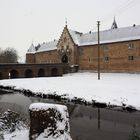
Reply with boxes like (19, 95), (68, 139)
(111, 17), (118, 29)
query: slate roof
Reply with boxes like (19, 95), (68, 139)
(27, 25), (140, 53)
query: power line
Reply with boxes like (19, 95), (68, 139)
(100, 0), (131, 23)
(91, 0), (140, 32)
(116, 0), (140, 16)
(100, 0), (140, 25)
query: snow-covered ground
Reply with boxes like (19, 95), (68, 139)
(4, 129), (29, 140)
(0, 72), (140, 110)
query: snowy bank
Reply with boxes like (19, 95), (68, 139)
(0, 72), (140, 110)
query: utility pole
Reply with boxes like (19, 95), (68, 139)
(97, 21), (100, 80)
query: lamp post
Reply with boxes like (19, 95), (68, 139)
(97, 21), (100, 80)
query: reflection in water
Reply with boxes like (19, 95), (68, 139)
(0, 91), (140, 140)
(0, 92), (55, 118)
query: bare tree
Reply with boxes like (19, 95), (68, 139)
(0, 47), (18, 63)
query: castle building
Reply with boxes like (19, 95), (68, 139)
(26, 21), (140, 72)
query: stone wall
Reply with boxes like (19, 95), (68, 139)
(78, 40), (140, 72)
(0, 63), (69, 79)
(26, 53), (35, 63)
(35, 50), (59, 63)
(29, 103), (72, 140)
(26, 30), (140, 73)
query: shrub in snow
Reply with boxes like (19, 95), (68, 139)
(29, 103), (72, 140)
(0, 109), (27, 139)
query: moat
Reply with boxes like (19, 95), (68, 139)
(0, 90), (140, 140)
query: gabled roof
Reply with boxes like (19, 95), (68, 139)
(27, 40), (58, 54)
(68, 25), (140, 46)
(27, 43), (36, 54)
(27, 25), (140, 53)
(36, 40), (58, 53)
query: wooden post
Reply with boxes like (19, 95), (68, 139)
(97, 21), (100, 80)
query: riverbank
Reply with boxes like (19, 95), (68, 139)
(0, 72), (140, 110)
(1, 90), (140, 140)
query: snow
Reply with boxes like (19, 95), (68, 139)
(69, 25), (140, 46)
(27, 40), (58, 54)
(29, 103), (67, 112)
(3, 104), (71, 140)
(36, 40), (58, 53)
(27, 25), (140, 53)
(4, 129), (29, 140)
(36, 132), (72, 140)
(3, 129), (72, 140)
(29, 103), (71, 140)
(27, 43), (36, 54)
(0, 72), (140, 110)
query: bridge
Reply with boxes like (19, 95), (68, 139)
(0, 63), (69, 80)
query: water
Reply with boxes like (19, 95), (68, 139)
(0, 90), (140, 140)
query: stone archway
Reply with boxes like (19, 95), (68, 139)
(25, 69), (33, 78)
(10, 70), (19, 79)
(61, 54), (68, 63)
(38, 68), (45, 77)
(51, 68), (58, 77)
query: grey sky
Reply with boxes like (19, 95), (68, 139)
(0, 0), (140, 62)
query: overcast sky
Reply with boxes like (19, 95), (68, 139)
(0, 0), (140, 62)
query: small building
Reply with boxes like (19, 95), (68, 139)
(26, 20), (140, 72)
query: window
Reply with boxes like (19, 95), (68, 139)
(128, 56), (134, 61)
(105, 57), (109, 61)
(79, 48), (84, 56)
(128, 43), (134, 49)
(88, 57), (93, 63)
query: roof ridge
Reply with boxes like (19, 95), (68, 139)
(69, 24), (140, 35)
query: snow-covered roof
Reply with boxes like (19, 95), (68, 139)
(27, 40), (58, 54)
(27, 43), (36, 54)
(68, 25), (140, 46)
(36, 40), (58, 53)
(27, 25), (140, 53)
